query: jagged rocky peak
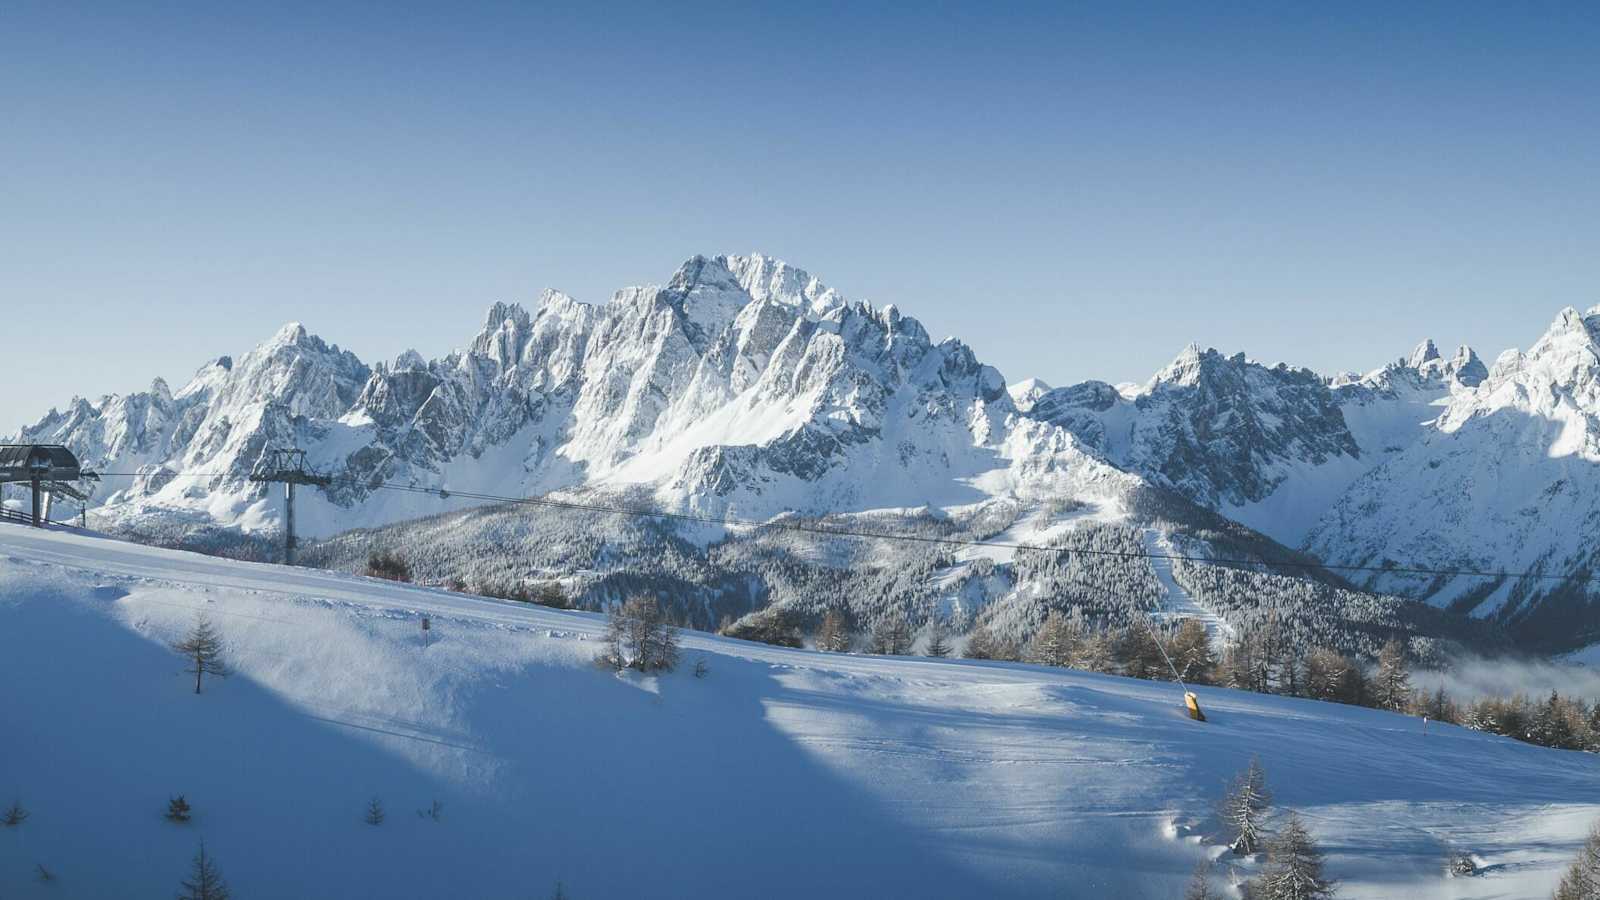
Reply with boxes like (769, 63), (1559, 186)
(1150, 342), (1208, 387)
(722, 253), (847, 318)
(210, 321), (371, 420)
(1007, 378), (1052, 411)
(1449, 345), (1488, 387)
(1466, 305), (1600, 408)
(1361, 335), (1488, 392)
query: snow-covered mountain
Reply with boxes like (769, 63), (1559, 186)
(10, 255), (1594, 650)
(1026, 338), (1487, 544)
(1023, 310), (1597, 650)
(12, 254), (1138, 541)
(1308, 307), (1600, 648)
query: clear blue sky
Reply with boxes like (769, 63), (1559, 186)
(3, 2), (1597, 428)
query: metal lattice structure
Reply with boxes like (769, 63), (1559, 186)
(249, 448), (332, 565)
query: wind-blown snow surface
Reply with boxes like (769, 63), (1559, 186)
(1, 527), (1595, 899)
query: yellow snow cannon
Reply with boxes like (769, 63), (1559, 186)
(1185, 691), (1206, 722)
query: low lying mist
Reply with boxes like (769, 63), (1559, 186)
(1416, 652), (1600, 702)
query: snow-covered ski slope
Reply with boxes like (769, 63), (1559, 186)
(1, 527), (1596, 899)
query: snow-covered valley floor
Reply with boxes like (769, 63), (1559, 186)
(1, 526), (1596, 899)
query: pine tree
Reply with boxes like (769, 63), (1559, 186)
(166, 794), (193, 823)
(1374, 639), (1412, 712)
(172, 615), (229, 694)
(1221, 757), (1272, 856)
(177, 842), (231, 900)
(816, 609), (853, 653)
(924, 619), (952, 658)
(550, 880), (570, 900)
(1248, 811), (1337, 900)
(1555, 821), (1600, 900)
(365, 796), (385, 826)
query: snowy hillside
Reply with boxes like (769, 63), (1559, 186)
(0, 526), (1594, 899)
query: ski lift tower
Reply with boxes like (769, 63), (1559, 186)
(249, 448), (332, 565)
(0, 445), (98, 527)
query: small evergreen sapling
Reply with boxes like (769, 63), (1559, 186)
(1248, 811), (1337, 900)
(1221, 757), (1272, 856)
(177, 842), (231, 900)
(3, 798), (29, 826)
(172, 615), (229, 694)
(166, 794), (193, 823)
(365, 796), (385, 825)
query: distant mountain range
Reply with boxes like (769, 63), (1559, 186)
(11, 254), (1594, 652)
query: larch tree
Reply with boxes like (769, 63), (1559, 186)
(1248, 811), (1337, 900)
(870, 614), (912, 656)
(1373, 638), (1412, 712)
(1026, 611), (1079, 667)
(602, 596), (680, 672)
(816, 609), (854, 653)
(1072, 629), (1117, 674)
(1167, 619), (1216, 685)
(963, 625), (1017, 661)
(924, 619), (952, 658)
(1184, 859), (1219, 900)
(172, 615), (229, 695)
(177, 842), (231, 900)
(1554, 820), (1600, 900)
(1114, 622), (1170, 682)
(1221, 756), (1272, 856)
